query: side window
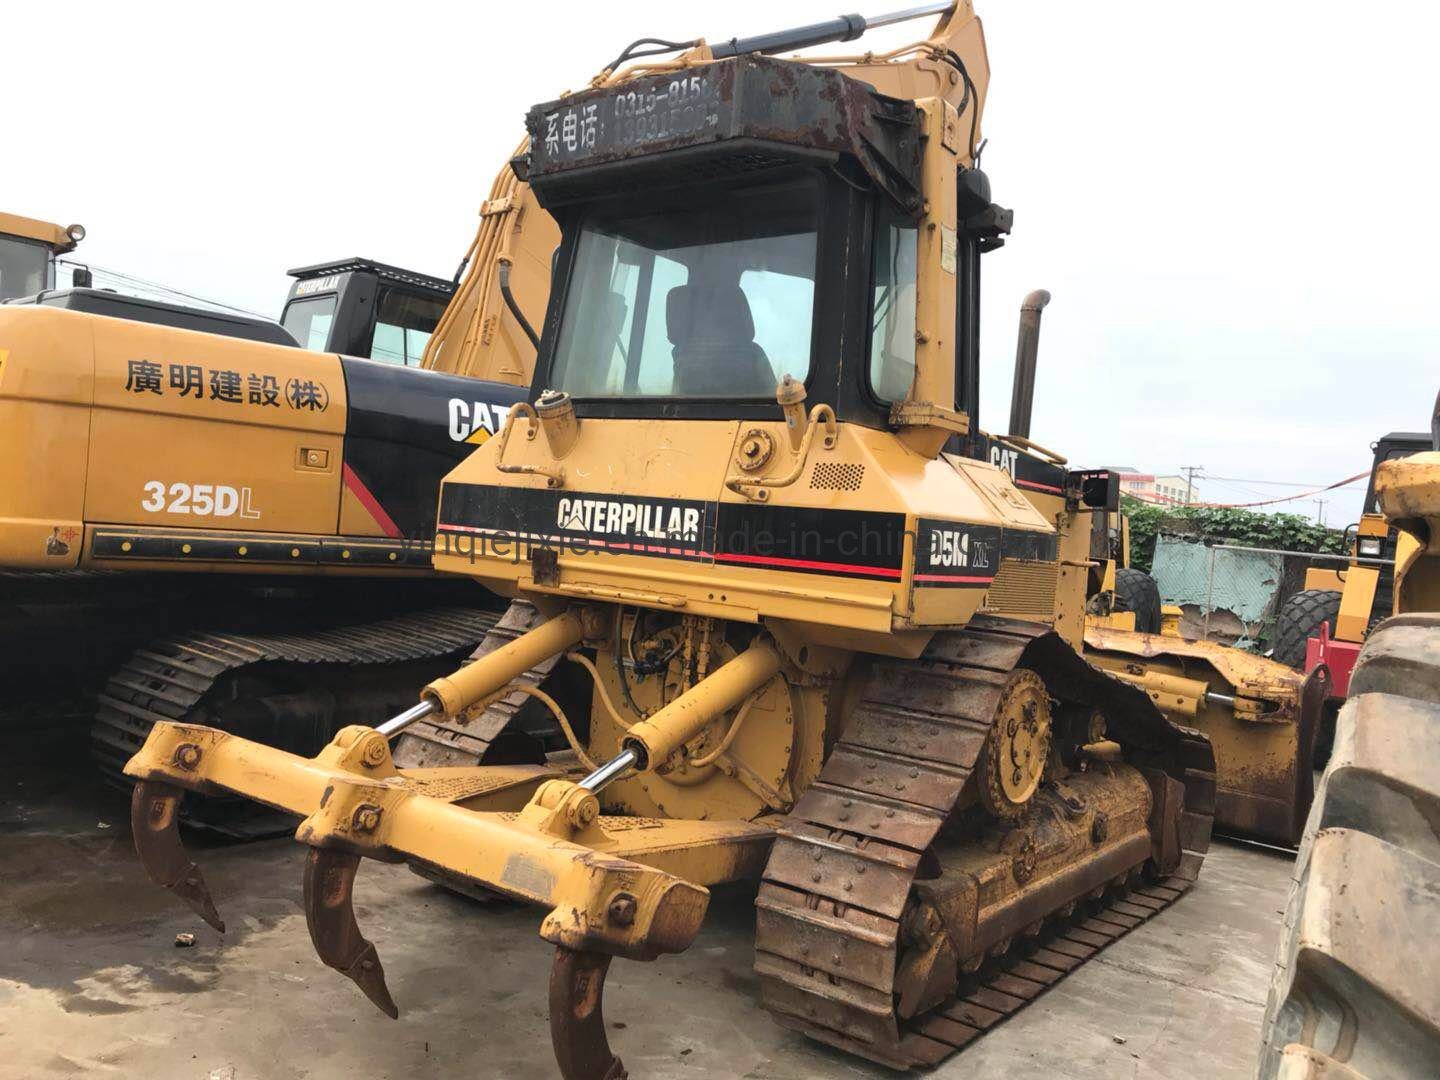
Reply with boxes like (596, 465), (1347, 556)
(868, 206), (919, 402)
(280, 295), (338, 351)
(368, 287), (448, 367)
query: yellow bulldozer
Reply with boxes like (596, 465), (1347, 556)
(1259, 391), (1440, 1078)
(122, 4), (1224, 1074)
(1000, 280), (1327, 847)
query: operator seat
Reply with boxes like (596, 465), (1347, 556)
(666, 283), (776, 397)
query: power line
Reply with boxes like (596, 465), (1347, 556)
(1200, 474), (1340, 488)
(57, 259), (271, 320)
(1125, 469), (1368, 510)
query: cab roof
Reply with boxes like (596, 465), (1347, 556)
(0, 211), (80, 254)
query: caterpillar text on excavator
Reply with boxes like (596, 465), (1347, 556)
(122, 3), (1221, 1074)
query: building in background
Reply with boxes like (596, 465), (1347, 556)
(1105, 467), (1202, 506)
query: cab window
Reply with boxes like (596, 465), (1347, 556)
(281, 295), (338, 351)
(0, 236), (52, 301)
(551, 179), (818, 398)
(369, 287), (447, 367)
(868, 204), (919, 402)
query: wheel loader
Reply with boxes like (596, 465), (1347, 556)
(1258, 390), (1440, 1078)
(0, 213), (549, 828)
(1271, 429), (1431, 689)
(122, 4), (1220, 1074)
(0, 211), (85, 301)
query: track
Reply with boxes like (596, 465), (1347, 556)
(754, 616), (1215, 1069)
(90, 606), (500, 833)
(393, 601), (570, 767)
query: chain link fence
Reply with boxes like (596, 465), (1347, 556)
(1149, 537), (1376, 651)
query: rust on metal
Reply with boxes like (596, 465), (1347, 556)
(550, 947), (628, 1080)
(753, 617), (1214, 1069)
(302, 848), (398, 1019)
(129, 780), (224, 932)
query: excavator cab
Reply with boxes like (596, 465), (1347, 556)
(281, 258), (454, 366)
(0, 211), (84, 301)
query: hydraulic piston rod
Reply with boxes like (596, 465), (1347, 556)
(710, 1), (954, 60)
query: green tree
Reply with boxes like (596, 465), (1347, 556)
(1123, 496), (1346, 573)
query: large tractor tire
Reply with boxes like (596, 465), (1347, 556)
(1257, 614), (1440, 1078)
(1114, 567), (1162, 633)
(1272, 588), (1342, 668)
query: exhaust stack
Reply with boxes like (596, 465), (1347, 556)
(1007, 289), (1051, 440)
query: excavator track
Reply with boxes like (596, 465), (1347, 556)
(91, 606), (500, 834)
(754, 617), (1215, 1069)
(393, 600), (565, 768)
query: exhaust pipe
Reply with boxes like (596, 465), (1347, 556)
(1007, 289), (1051, 440)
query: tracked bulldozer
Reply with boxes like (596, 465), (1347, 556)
(996, 252), (1327, 846)
(123, 4), (1220, 1073)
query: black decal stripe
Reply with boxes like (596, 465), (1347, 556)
(714, 503), (906, 580)
(439, 484), (910, 580)
(90, 527), (431, 567)
(913, 517), (1058, 590)
(341, 357), (528, 539)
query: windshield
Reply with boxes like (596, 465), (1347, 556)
(0, 236), (52, 301)
(551, 180), (817, 398)
(281, 294), (338, 351)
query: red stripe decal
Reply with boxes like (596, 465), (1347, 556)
(1016, 478), (1064, 494)
(343, 463), (402, 539)
(715, 551), (901, 578)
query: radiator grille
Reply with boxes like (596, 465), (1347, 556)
(981, 559), (1059, 618)
(809, 462), (865, 491)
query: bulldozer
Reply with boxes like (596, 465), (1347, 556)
(122, 3), (1220, 1074)
(998, 269), (1326, 846)
(1258, 391), (1440, 1078)
(0, 212), (548, 827)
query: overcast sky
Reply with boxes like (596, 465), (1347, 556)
(9, 1), (1435, 524)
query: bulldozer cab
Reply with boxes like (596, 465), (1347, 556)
(282, 258), (454, 366)
(524, 57), (935, 427)
(0, 211), (83, 301)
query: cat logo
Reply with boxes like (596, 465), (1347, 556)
(990, 444), (1018, 481)
(448, 399), (514, 446)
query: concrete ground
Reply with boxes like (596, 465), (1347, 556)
(0, 709), (1293, 1080)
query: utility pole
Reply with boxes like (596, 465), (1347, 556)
(1180, 465), (1203, 506)
(1313, 498), (1327, 526)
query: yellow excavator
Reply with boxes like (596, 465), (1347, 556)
(122, 4), (1222, 1074)
(0, 210), (549, 829)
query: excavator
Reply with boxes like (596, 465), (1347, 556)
(121, 3), (1221, 1074)
(0, 212), (546, 826)
(1259, 390), (1440, 1078)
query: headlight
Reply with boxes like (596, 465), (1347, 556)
(1358, 537), (1382, 557)
(66, 223), (86, 243)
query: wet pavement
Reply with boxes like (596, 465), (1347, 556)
(0, 706), (1293, 1079)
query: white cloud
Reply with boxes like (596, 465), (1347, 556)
(8, 1), (1435, 525)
